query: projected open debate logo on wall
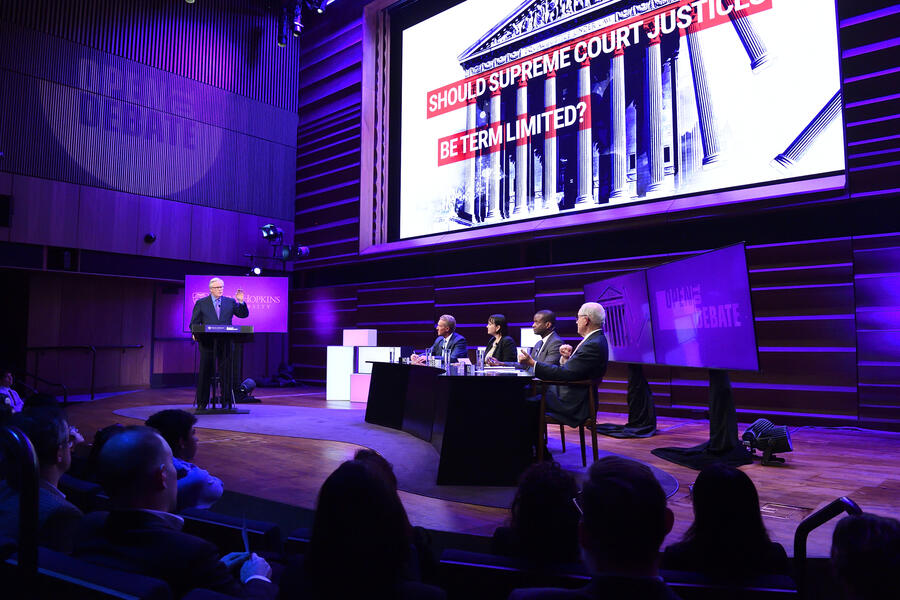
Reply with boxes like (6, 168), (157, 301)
(41, 54), (224, 196)
(399, 0), (845, 240)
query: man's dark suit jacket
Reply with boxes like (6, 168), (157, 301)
(73, 510), (276, 599)
(190, 295), (249, 350)
(0, 481), (83, 553)
(529, 330), (563, 371)
(428, 332), (468, 363)
(533, 330), (609, 427)
(509, 575), (682, 599)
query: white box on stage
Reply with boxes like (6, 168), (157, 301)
(520, 328), (540, 348)
(350, 373), (371, 403)
(326, 346), (354, 401)
(343, 329), (377, 347)
(357, 346), (401, 374)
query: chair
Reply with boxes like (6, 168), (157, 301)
(439, 548), (589, 600)
(2, 547), (173, 599)
(179, 507), (282, 554)
(534, 379), (600, 466)
(661, 570), (797, 599)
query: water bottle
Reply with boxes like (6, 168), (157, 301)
(425, 347), (432, 367)
(443, 346), (451, 373)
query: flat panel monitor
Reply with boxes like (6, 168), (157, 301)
(585, 270), (655, 364)
(183, 275), (289, 334)
(392, 0), (845, 242)
(647, 243), (758, 370)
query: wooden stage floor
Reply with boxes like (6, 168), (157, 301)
(64, 387), (900, 558)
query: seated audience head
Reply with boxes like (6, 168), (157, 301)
(88, 423), (125, 474)
(684, 463), (774, 575)
(0, 368), (13, 389)
(831, 513), (900, 600)
(579, 456), (672, 576)
(307, 459), (411, 596)
(145, 409), (198, 461)
(488, 313), (509, 338)
(436, 314), (456, 337)
(510, 461), (580, 564)
(96, 426), (178, 513)
(577, 302), (606, 337)
(354, 448), (398, 491)
(532, 310), (556, 336)
(8, 406), (73, 486)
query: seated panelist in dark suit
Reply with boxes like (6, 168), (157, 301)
(483, 314), (517, 363)
(190, 277), (249, 408)
(488, 310), (562, 371)
(411, 314), (467, 365)
(74, 426), (276, 599)
(519, 303), (609, 427)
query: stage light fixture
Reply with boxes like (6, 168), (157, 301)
(292, 1), (303, 37)
(307, 0), (328, 14)
(185, 0), (196, 4)
(144, 233), (157, 244)
(260, 224), (284, 245)
(250, 266), (263, 276)
(742, 418), (793, 465)
(236, 378), (261, 404)
(295, 245), (310, 258)
(276, 7), (289, 47)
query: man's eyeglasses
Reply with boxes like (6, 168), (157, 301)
(210, 286), (224, 290)
(572, 492), (584, 516)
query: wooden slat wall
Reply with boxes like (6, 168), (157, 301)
(292, 2), (900, 429)
(0, 0), (300, 112)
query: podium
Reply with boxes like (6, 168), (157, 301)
(191, 324), (254, 414)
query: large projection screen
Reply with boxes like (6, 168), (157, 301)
(397, 0), (845, 241)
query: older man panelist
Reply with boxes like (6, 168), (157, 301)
(190, 277), (249, 409)
(411, 314), (468, 365)
(519, 302), (609, 428)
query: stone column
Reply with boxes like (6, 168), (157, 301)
(644, 23), (664, 193)
(686, 7), (720, 166)
(514, 77), (529, 216)
(725, 0), (770, 70)
(610, 47), (627, 199)
(464, 97), (477, 217)
(575, 56), (593, 205)
(543, 70), (557, 211)
(486, 88), (502, 222)
(774, 90), (842, 168)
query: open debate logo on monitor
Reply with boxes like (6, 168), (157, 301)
(584, 242), (758, 371)
(182, 275), (289, 334)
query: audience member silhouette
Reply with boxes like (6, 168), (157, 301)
(831, 513), (900, 600)
(661, 463), (789, 581)
(353, 448), (438, 582)
(146, 409), (224, 510)
(280, 459), (445, 599)
(0, 406), (83, 552)
(492, 462), (581, 567)
(509, 456), (678, 599)
(73, 426), (276, 599)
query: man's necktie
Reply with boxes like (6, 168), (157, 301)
(532, 339), (544, 359)
(214, 298), (221, 319)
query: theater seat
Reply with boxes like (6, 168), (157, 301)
(2, 546), (172, 599)
(179, 507), (282, 554)
(438, 548), (589, 600)
(58, 473), (109, 513)
(661, 569), (798, 599)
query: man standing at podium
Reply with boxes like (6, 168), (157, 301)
(190, 278), (249, 409)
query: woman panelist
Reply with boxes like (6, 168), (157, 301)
(484, 314), (517, 365)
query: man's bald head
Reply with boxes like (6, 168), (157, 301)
(97, 426), (177, 511)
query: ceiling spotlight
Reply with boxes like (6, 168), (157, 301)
(185, 0), (196, 4)
(742, 418), (793, 465)
(250, 266), (263, 276)
(295, 245), (310, 258)
(308, 0), (328, 14)
(277, 6), (289, 47)
(292, 1), (303, 37)
(260, 224), (284, 245)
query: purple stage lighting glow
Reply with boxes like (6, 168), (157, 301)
(183, 275), (289, 333)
